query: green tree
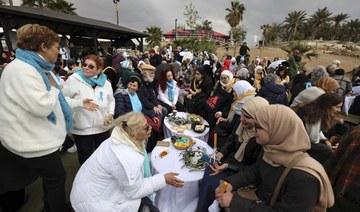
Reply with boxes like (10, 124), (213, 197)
(231, 26), (247, 45)
(145, 26), (163, 48)
(309, 7), (332, 40)
(281, 42), (319, 78)
(267, 22), (284, 44)
(342, 19), (360, 42)
(283, 10), (307, 41)
(173, 36), (216, 53)
(225, 1), (245, 55)
(183, 2), (201, 30)
(331, 13), (350, 40)
(260, 24), (271, 46)
(21, 0), (77, 15)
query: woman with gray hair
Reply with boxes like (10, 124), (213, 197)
(256, 73), (288, 105)
(310, 65), (329, 85)
(71, 112), (183, 212)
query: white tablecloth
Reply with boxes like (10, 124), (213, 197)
(163, 112), (210, 142)
(342, 96), (356, 115)
(151, 137), (213, 212)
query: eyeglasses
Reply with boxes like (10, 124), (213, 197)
(143, 124), (151, 131)
(83, 63), (96, 70)
(254, 123), (264, 130)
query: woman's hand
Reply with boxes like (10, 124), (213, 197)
(216, 117), (227, 125)
(154, 106), (161, 114)
(209, 163), (229, 176)
(216, 152), (224, 161)
(186, 94), (193, 99)
(215, 183), (234, 208)
(103, 114), (114, 127)
(83, 98), (99, 111)
(172, 104), (176, 110)
(164, 172), (184, 188)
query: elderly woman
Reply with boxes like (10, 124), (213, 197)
(216, 105), (334, 212)
(256, 73), (288, 105)
(0, 24), (72, 212)
(294, 93), (343, 163)
(310, 65), (329, 85)
(70, 112), (183, 212)
(197, 97), (268, 211)
(253, 65), (265, 91)
(63, 54), (115, 164)
(201, 70), (234, 127)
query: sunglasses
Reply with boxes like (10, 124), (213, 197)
(254, 123), (264, 130)
(143, 124), (151, 131)
(83, 63), (96, 70)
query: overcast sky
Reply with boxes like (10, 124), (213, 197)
(13, 0), (360, 46)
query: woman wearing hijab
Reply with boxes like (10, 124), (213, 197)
(290, 77), (339, 108)
(215, 80), (256, 138)
(216, 105), (334, 212)
(197, 97), (268, 211)
(201, 70), (234, 127)
(63, 54), (115, 164)
(70, 112), (183, 212)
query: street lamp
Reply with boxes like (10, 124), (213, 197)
(174, 19), (178, 41)
(113, 0), (120, 25)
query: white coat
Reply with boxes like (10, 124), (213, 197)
(70, 127), (166, 211)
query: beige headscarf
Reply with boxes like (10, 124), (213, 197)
(315, 77), (340, 93)
(255, 105), (334, 212)
(234, 97), (269, 162)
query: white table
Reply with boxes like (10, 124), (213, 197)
(151, 137), (213, 212)
(163, 112), (210, 142)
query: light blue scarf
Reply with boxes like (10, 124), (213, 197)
(143, 148), (151, 177)
(167, 80), (175, 103)
(76, 69), (107, 87)
(15, 48), (73, 133)
(126, 89), (142, 112)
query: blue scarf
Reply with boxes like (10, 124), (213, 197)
(167, 80), (175, 103)
(126, 89), (142, 112)
(15, 48), (73, 133)
(76, 69), (107, 87)
(143, 148), (151, 177)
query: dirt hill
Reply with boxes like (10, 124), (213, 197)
(216, 46), (359, 75)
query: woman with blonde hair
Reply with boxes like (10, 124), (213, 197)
(216, 105), (334, 211)
(71, 112), (183, 212)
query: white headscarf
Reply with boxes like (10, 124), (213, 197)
(220, 70), (234, 87)
(232, 80), (255, 97)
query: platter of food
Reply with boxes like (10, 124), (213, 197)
(167, 115), (189, 126)
(180, 146), (207, 171)
(170, 135), (194, 150)
(158, 150), (169, 158)
(187, 114), (203, 124)
(191, 123), (209, 133)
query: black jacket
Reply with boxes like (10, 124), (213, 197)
(257, 83), (288, 105)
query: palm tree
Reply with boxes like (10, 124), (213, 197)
(283, 10), (307, 41)
(267, 22), (283, 44)
(145, 26), (163, 48)
(331, 13), (350, 40)
(225, 1), (245, 54)
(260, 24), (270, 46)
(309, 7), (332, 40)
(342, 19), (360, 42)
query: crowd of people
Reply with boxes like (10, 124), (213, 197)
(0, 24), (360, 212)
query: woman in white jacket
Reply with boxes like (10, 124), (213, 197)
(157, 66), (184, 113)
(62, 54), (115, 164)
(70, 112), (184, 212)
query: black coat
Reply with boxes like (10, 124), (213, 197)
(226, 159), (320, 212)
(114, 91), (156, 119)
(257, 83), (288, 105)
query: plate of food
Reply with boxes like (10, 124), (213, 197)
(191, 123), (209, 133)
(158, 150), (169, 158)
(170, 135), (194, 150)
(167, 115), (189, 126)
(186, 114), (203, 124)
(180, 146), (207, 171)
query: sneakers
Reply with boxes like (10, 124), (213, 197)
(67, 145), (77, 153)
